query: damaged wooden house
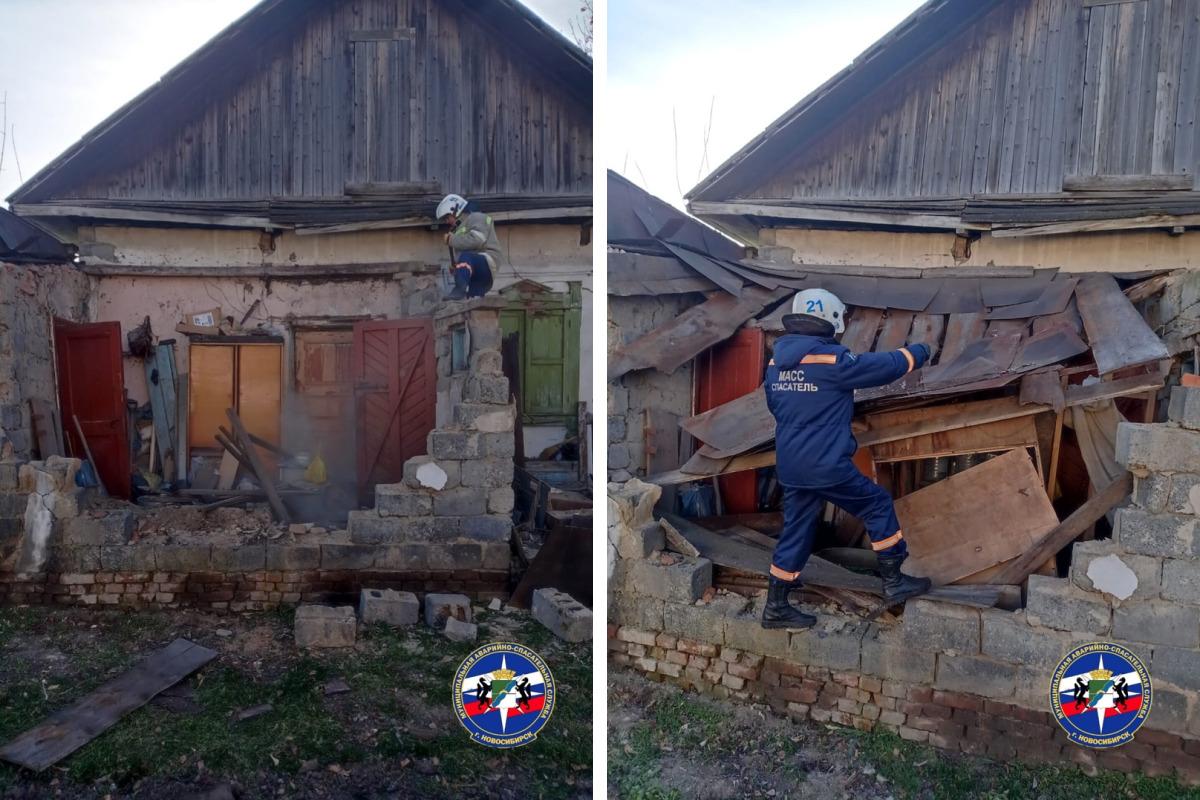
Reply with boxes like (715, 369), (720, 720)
(0, 0), (592, 611)
(610, 0), (1200, 774)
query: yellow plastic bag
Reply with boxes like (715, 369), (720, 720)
(304, 452), (327, 485)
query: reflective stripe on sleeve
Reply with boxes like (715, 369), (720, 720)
(871, 531), (905, 551)
(899, 348), (916, 374)
(800, 354), (838, 365)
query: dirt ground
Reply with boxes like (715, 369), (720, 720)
(0, 603), (591, 800)
(607, 668), (1198, 800)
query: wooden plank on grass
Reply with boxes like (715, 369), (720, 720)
(894, 448), (1059, 585)
(0, 639), (216, 771)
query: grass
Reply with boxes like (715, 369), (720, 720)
(0, 605), (591, 799)
(609, 669), (1200, 800)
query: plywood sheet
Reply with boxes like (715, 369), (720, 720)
(894, 448), (1059, 585)
(0, 639), (216, 771)
(871, 414), (1039, 463)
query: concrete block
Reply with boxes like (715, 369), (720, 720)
(1112, 600), (1200, 648)
(0, 461), (19, 491)
(432, 487), (487, 517)
(1167, 473), (1200, 515)
(1114, 507), (1200, 558)
(48, 545), (101, 573)
(454, 403), (514, 432)
(479, 432), (515, 458)
(403, 456), (459, 491)
(155, 544), (212, 573)
(210, 545), (265, 572)
(608, 444), (632, 471)
(609, 386), (629, 415)
(359, 588), (419, 626)
(791, 628), (863, 671)
(1116, 422), (1200, 473)
(375, 487), (434, 518)
(348, 510), (404, 544)
(532, 588), (592, 642)
(487, 487), (515, 515)
(860, 638), (936, 684)
(1133, 473), (1172, 513)
(320, 544), (376, 570)
(1026, 575), (1112, 633)
(1168, 386), (1200, 430)
(616, 521), (664, 560)
(61, 512), (134, 546)
(429, 431), (479, 460)
(902, 598), (980, 654)
(1163, 558), (1200, 605)
(1151, 646), (1200, 692)
(444, 617), (478, 642)
(722, 614), (792, 659)
(980, 609), (1073, 669)
(659, 595), (747, 645)
(460, 458), (513, 489)
(376, 544), (428, 571)
(935, 654), (1017, 699)
(461, 514), (512, 541)
(1069, 539), (1161, 601)
(448, 542), (482, 568)
(463, 375), (509, 405)
(625, 557), (712, 604)
(610, 592), (667, 632)
(266, 545), (320, 571)
(480, 542), (511, 570)
(295, 605), (357, 648)
(1144, 687), (1192, 735)
(100, 544), (157, 572)
(424, 592), (473, 629)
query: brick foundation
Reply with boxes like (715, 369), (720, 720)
(607, 625), (1200, 781)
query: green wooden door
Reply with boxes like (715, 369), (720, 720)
(501, 284), (581, 431)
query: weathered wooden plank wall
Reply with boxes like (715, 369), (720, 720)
(753, 0), (1200, 201)
(59, 0), (590, 201)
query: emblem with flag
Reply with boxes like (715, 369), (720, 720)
(1051, 643), (1151, 749)
(454, 643), (555, 748)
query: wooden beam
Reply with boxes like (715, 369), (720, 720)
(344, 180), (439, 196)
(689, 201), (988, 231)
(347, 28), (416, 41)
(13, 202), (278, 229)
(293, 207), (593, 235)
(1063, 173), (1192, 192)
(76, 262), (432, 278)
(989, 473), (1133, 585)
(992, 213), (1200, 238)
(225, 408), (290, 524)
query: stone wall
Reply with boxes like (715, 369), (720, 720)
(0, 261), (91, 458)
(607, 386), (1200, 785)
(345, 299), (515, 575)
(607, 294), (700, 482)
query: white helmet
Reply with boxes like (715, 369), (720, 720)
(791, 288), (847, 334)
(436, 193), (468, 221)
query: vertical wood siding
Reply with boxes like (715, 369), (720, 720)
(62, 0), (590, 201)
(754, 0), (1200, 201)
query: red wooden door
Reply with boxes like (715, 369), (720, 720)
(54, 320), (132, 498)
(353, 319), (436, 503)
(694, 327), (765, 513)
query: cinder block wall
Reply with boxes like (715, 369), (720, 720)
(607, 295), (698, 482)
(608, 386), (1200, 785)
(0, 262), (90, 458)
(345, 300), (514, 575)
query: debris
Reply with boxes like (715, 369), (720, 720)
(531, 588), (592, 642)
(215, 628), (233, 638)
(660, 517), (700, 558)
(358, 588), (419, 627)
(294, 605), (357, 648)
(289, 523), (312, 534)
(443, 617), (478, 642)
(488, 598), (503, 611)
(1086, 554), (1139, 600)
(232, 703), (273, 723)
(323, 679), (351, 696)
(423, 593), (472, 629)
(0, 639), (217, 771)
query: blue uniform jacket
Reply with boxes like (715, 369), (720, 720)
(765, 335), (928, 488)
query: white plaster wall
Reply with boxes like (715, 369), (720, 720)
(765, 227), (1200, 271)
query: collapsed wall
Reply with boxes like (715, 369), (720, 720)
(607, 294), (698, 482)
(0, 300), (516, 609)
(609, 386), (1200, 784)
(0, 262), (90, 458)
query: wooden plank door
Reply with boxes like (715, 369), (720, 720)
(353, 319), (435, 504)
(53, 320), (131, 498)
(694, 327), (765, 513)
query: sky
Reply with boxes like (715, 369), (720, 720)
(0, 0), (582, 204)
(609, 0), (926, 209)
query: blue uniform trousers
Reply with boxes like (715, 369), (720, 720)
(773, 471), (907, 575)
(453, 252), (494, 297)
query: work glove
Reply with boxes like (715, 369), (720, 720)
(906, 342), (932, 369)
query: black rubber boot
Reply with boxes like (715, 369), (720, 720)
(761, 576), (817, 630)
(878, 553), (932, 604)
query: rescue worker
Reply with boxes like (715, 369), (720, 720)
(762, 288), (933, 630)
(437, 193), (503, 299)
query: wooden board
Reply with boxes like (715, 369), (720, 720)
(226, 408), (291, 524)
(0, 639), (216, 771)
(871, 414), (1039, 463)
(216, 449), (240, 491)
(1075, 273), (1170, 375)
(28, 399), (64, 458)
(893, 449), (1060, 586)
